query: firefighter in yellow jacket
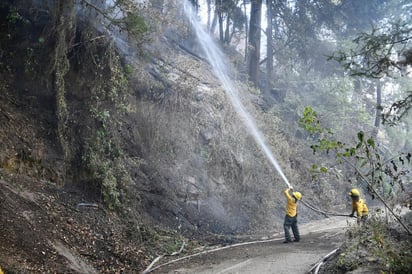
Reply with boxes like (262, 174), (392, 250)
(349, 188), (369, 225)
(283, 187), (302, 243)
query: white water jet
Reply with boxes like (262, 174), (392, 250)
(183, 2), (291, 188)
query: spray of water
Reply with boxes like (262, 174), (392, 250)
(183, 2), (291, 188)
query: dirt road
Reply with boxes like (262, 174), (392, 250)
(150, 216), (355, 274)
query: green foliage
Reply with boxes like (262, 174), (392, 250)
(329, 20), (412, 126)
(123, 13), (148, 36)
(338, 215), (412, 273)
(299, 106), (344, 155)
(299, 106), (411, 202)
(383, 93), (412, 126)
(24, 47), (38, 77)
(124, 64), (134, 75)
(6, 8), (26, 24)
(82, 0), (149, 42)
(299, 106), (323, 135)
(80, 45), (131, 210)
(329, 21), (412, 79)
(292, 76), (372, 142)
(82, 129), (130, 210)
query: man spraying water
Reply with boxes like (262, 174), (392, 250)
(283, 186), (302, 243)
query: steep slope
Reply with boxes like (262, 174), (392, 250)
(0, 1), (324, 272)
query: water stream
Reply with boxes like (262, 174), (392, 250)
(183, 2), (291, 188)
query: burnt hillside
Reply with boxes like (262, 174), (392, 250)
(0, 1), (341, 272)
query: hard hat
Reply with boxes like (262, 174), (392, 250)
(293, 191), (302, 200)
(349, 188), (360, 197)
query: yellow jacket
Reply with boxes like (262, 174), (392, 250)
(352, 198), (368, 217)
(285, 188), (298, 217)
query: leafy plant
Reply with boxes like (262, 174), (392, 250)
(299, 106), (412, 234)
(122, 13), (148, 36)
(6, 8), (26, 24)
(79, 43), (132, 210)
(339, 215), (412, 273)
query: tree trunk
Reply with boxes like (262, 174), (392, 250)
(207, 0), (211, 29)
(373, 80), (382, 137)
(190, 0), (199, 12)
(210, 9), (217, 34)
(217, 1), (224, 42)
(374, 80), (382, 128)
(352, 78), (362, 110)
(243, 0), (248, 62)
(266, 0), (273, 93)
(248, 0), (262, 86)
(225, 14), (230, 44)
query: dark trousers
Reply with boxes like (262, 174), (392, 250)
(284, 215), (299, 241)
(359, 215), (368, 225)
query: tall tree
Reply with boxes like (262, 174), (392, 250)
(243, 0), (248, 61)
(247, 0), (262, 86)
(374, 80), (382, 130)
(206, 0), (212, 29)
(216, 0), (224, 41)
(265, 0), (273, 94)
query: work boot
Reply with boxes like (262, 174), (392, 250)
(293, 239), (300, 242)
(283, 239), (292, 244)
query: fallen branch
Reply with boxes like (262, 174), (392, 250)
(70, 35), (107, 49)
(76, 202), (99, 209)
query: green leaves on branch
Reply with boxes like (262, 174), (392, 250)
(310, 163), (328, 174)
(299, 106), (411, 200)
(299, 106), (343, 154)
(328, 20), (412, 126)
(328, 21), (412, 79)
(79, 0), (148, 39)
(113, 13), (148, 37)
(299, 106), (322, 135)
(382, 93), (412, 126)
(300, 106), (377, 158)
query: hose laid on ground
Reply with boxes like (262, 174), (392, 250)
(142, 241), (185, 274)
(142, 199), (352, 273)
(141, 235), (287, 273)
(307, 248), (340, 274)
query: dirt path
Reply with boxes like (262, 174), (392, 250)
(150, 216), (355, 274)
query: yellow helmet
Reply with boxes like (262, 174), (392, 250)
(349, 188), (360, 197)
(293, 191), (302, 200)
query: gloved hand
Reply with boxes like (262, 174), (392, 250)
(349, 213), (354, 217)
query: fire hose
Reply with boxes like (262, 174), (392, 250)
(300, 199), (355, 218)
(142, 199), (354, 274)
